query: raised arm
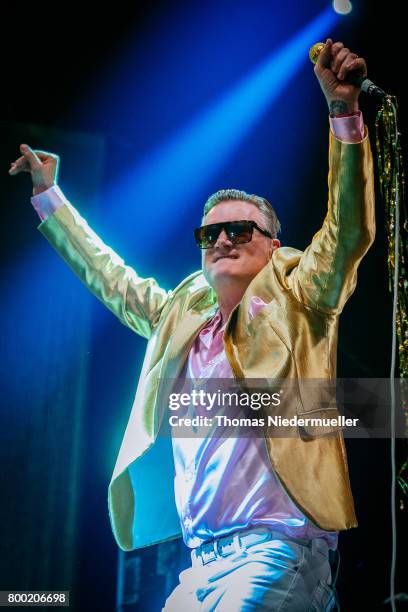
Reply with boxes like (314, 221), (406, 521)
(282, 39), (375, 314)
(288, 127), (375, 314)
(9, 146), (170, 339)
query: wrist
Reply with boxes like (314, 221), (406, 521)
(32, 183), (56, 197)
(327, 99), (359, 117)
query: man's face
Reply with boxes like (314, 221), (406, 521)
(201, 200), (280, 289)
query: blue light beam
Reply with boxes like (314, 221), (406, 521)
(105, 6), (337, 257)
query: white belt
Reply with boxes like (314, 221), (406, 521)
(191, 526), (329, 566)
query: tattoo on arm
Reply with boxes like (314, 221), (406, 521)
(329, 100), (350, 116)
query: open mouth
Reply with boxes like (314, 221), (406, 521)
(215, 254), (239, 262)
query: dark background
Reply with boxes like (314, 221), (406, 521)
(1, 1), (407, 610)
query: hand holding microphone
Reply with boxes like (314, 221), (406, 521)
(311, 39), (385, 116)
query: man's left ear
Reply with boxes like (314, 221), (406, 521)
(269, 238), (281, 259)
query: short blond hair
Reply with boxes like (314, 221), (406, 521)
(202, 189), (281, 238)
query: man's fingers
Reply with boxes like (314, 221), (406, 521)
(32, 150), (59, 162)
(316, 40), (348, 72)
(19, 144), (42, 168)
(9, 166), (31, 175)
(316, 39), (333, 69)
(9, 156), (31, 175)
(331, 48), (352, 73)
(9, 146), (59, 176)
(331, 41), (344, 56)
(337, 57), (367, 81)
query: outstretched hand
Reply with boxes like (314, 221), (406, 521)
(9, 144), (60, 196)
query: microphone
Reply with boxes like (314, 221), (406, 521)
(309, 42), (386, 102)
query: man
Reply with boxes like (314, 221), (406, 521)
(10, 39), (374, 610)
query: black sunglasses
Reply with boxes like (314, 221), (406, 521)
(194, 220), (273, 249)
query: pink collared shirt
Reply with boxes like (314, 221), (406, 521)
(172, 301), (339, 550)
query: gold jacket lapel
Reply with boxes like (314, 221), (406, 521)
(165, 305), (219, 380)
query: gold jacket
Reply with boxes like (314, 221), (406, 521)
(38, 127), (375, 551)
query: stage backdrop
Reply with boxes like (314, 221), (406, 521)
(0, 121), (105, 598)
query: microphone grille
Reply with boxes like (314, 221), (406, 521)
(309, 42), (325, 65)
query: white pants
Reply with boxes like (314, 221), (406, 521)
(162, 533), (336, 611)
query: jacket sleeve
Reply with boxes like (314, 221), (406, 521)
(284, 126), (376, 315)
(38, 200), (171, 339)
